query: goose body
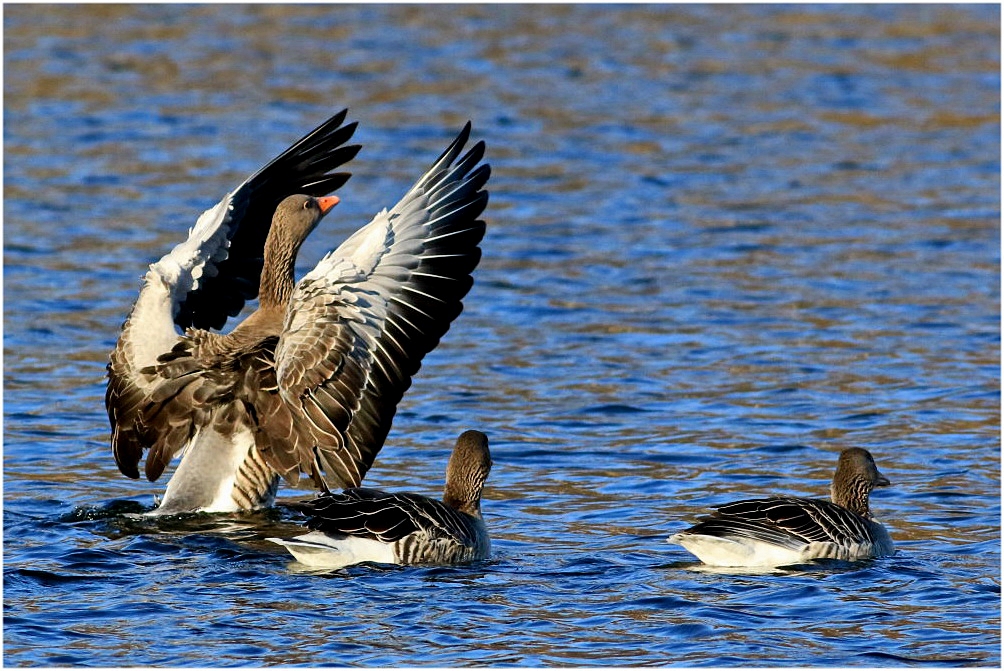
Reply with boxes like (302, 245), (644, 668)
(271, 430), (492, 569)
(106, 111), (489, 514)
(669, 448), (894, 567)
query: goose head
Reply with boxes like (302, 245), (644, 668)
(259, 194), (339, 307)
(272, 194), (339, 250)
(830, 447), (890, 517)
(443, 430), (492, 518)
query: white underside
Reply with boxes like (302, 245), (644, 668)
(669, 533), (811, 567)
(149, 424), (258, 515)
(269, 531), (397, 569)
(119, 192), (270, 517)
(669, 532), (889, 568)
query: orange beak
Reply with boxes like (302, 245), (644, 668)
(316, 195), (340, 215)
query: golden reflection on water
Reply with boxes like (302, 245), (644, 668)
(4, 2), (998, 666)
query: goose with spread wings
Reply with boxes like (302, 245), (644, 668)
(106, 111), (490, 514)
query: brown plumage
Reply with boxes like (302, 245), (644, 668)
(669, 448), (895, 567)
(270, 430), (493, 569)
(106, 113), (489, 513)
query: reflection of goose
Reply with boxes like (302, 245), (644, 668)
(106, 111), (490, 514)
(669, 448), (894, 567)
(271, 430), (491, 569)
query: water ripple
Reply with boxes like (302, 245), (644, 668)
(4, 3), (999, 667)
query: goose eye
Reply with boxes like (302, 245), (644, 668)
(303, 199), (314, 210)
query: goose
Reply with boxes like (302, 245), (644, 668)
(270, 429), (492, 569)
(106, 110), (490, 514)
(668, 448), (894, 567)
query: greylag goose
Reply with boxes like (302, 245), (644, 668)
(270, 430), (491, 569)
(669, 448), (894, 567)
(106, 111), (489, 514)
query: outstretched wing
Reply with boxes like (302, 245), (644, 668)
(108, 111), (360, 480)
(265, 124), (489, 488)
(176, 111), (361, 331)
(289, 489), (476, 546)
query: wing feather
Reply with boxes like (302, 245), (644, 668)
(107, 111), (360, 480)
(691, 496), (876, 549)
(271, 125), (489, 489)
(290, 489), (476, 546)
(178, 110), (361, 332)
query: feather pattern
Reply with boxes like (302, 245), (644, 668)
(269, 123), (488, 490)
(271, 430), (492, 568)
(107, 111), (360, 486)
(105, 114), (489, 514)
(689, 496), (879, 550)
(669, 448), (894, 567)
(175, 112), (360, 331)
(293, 489), (486, 560)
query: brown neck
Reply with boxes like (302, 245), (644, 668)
(444, 490), (481, 519)
(443, 475), (482, 518)
(832, 478), (871, 517)
(259, 235), (298, 309)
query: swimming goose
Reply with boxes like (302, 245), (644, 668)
(270, 430), (492, 569)
(106, 111), (490, 514)
(669, 448), (894, 567)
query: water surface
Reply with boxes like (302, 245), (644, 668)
(4, 4), (1000, 666)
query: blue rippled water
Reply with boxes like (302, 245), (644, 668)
(4, 4), (1000, 666)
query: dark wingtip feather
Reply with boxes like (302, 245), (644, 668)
(434, 122), (473, 166)
(175, 108), (361, 331)
(112, 439), (142, 480)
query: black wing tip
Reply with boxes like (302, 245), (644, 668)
(467, 161), (491, 189)
(330, 107), (349, 125)
(249, 107), (360, 183)
(434, 121), (475, 166)
(303, 171), (353, 196)
(328, 120), (360, 146)
(320, 108), (352, 133)
(459, 140), (487, 172)
(114, 453), (141, 480)
(341, 142), (364, 164)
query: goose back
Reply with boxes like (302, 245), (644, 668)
(289, 488), (490, 565)
(271, 430), (492, 568)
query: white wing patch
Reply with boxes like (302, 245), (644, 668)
(151, 197), (234, 305)
(119, 196), (235, 373)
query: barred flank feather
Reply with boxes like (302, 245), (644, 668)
(669, 448), (894, 568)
(271, 431), (492, 569)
